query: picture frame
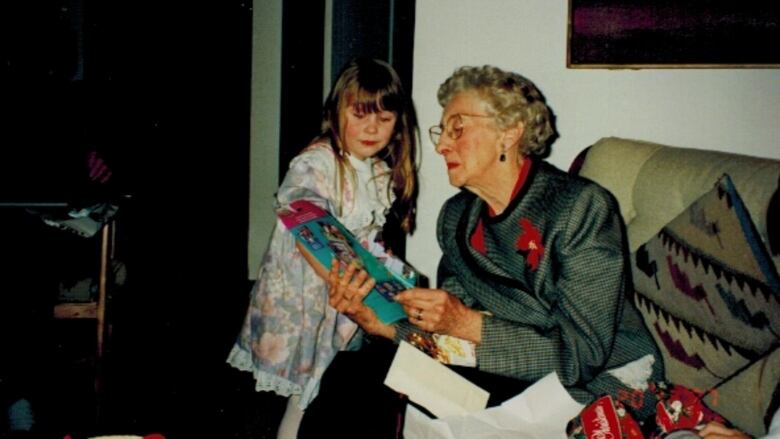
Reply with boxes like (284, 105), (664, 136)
(567, 0), (780, 69)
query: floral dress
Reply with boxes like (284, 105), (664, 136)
(227, 141), (394, 409)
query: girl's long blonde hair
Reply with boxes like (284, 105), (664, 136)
(318, 58), (419, 233)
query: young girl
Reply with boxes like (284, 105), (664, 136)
(226, 58), (419, 438)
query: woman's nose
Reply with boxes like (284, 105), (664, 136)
(434, 136), (450, 155)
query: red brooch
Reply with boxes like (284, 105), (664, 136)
(516, 218), (544, 271)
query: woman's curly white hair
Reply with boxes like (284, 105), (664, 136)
(437, 65), (557, 157)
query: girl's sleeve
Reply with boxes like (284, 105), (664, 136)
(275, 146), (337, 212)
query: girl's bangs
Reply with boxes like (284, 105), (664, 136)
(349, 85), (402, 114)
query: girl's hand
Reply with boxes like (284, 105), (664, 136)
(394, 288), (483, 343)
(698, 422), (750, 438)
(327, 260), (373, 314)
(327, 260), (395, 339)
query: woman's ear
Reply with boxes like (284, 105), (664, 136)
(502, 122), (524, 149)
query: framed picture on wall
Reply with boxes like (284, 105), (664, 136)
(567, 0), (780, 69)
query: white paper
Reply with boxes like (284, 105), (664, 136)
(403, 372), (585, 439)
(384, 341), (490, 418)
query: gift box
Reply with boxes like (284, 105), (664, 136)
(568, 395), (645, 439)
(650, 383), (724, 438)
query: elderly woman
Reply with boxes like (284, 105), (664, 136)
(299, 65), (664, 437)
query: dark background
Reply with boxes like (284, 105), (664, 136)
(2, 0), (255, 436)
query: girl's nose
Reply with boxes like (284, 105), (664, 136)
(365, 115), (379, 133)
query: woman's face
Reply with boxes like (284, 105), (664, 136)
(435, 91), (502, 190)
(339, 99), (397, 160)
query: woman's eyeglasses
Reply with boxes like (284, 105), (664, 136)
(428, 113), (493, 146)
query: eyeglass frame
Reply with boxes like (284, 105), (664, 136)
(428, 113), (494, 146)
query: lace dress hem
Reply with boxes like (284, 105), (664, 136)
(226, 344), (321, 409)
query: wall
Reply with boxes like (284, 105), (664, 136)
(407, 0), (780, 282)
(248, 0), (282, 274)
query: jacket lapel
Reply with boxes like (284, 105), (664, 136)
(447, 189), (553, 325)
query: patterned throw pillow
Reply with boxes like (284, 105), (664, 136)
(631, 174), (780, 401)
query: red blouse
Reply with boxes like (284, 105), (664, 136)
(470, 158), (533, 255)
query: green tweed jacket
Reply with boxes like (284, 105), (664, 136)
(396, 160), (663, 409)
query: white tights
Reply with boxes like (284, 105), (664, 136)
(276, 394), (304, 439)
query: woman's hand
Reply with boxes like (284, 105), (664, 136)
(327, 260), (395, 339)
(394, 288), (483, 343)
(698, 422), (751, 438)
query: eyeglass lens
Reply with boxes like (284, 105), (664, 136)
(429, 114), (463, 146)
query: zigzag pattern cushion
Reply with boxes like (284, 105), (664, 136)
(631, 174), (780, 396)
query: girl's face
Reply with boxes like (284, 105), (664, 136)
(339, 99), (397, 160)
